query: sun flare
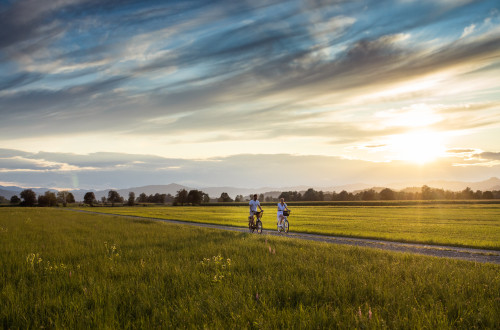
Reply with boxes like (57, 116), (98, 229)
(387, 130), (446, 164)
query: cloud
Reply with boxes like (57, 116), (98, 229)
(461, 24), (476, 38)
(1, 149), (499, 190)
(477, 152), (500, 160)
(0, 0), (499, 167)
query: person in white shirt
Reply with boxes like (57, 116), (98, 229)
(277, 198), (289, 228)
(249, 194), (263, 226)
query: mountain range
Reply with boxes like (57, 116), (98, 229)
(1, 177), (499, 201)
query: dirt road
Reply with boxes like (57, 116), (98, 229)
(68, 209), (500, 265)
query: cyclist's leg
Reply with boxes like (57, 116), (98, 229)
(249, 211), (254, 226)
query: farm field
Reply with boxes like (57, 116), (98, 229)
(78, 204), (500, 250)
(1, 208), (499, 328)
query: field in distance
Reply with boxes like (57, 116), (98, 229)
(1, 208), (499, 328)
(78, 204), (500, 250)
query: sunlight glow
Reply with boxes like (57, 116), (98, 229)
(386, 130), (447, 164)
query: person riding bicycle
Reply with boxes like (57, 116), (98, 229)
(249, 194), (263, 226)
(277, 198), (289, 228)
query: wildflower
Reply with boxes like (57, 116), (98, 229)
(358, 307), (362, 317)
(268, 246), (272, 253)
(369, 307), (372, 320)
(255, 293), (260, 301)
(69, 271), (72, 278)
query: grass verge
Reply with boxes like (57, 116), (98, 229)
(1, 208), (499, 328)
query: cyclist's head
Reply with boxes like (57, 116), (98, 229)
(253, 194), (257, 200)
(280, 198), (284, 203)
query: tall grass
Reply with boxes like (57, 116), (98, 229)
(81, 204), (500, 249)
(1, 208), (499, 328)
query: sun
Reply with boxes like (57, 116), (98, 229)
(387, 130), (446, 164)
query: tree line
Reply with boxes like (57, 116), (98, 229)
(4, 185), (500, 207)
(277, 186), (500, 201)
(4, 189), (76, 207)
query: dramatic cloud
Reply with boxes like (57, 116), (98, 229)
(0, 0), (499, 188)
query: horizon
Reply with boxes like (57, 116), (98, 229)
(1, 0), (499, 189)
(1, 176), (499, 196)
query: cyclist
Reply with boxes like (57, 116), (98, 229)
(249, 194), (263, 226)
(277, 198), (289, 228)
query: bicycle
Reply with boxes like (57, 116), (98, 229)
(277, 210), (290, 234)
(248, 210), (263, 234)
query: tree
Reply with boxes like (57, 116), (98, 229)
(303, 188), (319, 201)
(279, 191), (302, 201)
(421, 185), (433, 200)
(101, 196), (106, 205)
(20, 189), (37, 206)
(202, 193), (210, 203)
(460, 187), (474, 200)
(67, 192), (75, 204)
(138, 193), (148, 203)
(234, 194), (244, 202)
(483, 191), (494, 199)
(128, 192), (135, 206)
(84, 192), (96, 206)
(38, 191), (57, 207)
(473, 190), (483, 200)
(57, 191), (74, 207)
(187, 190), (204, 205)
(174, 189), (188, 206)
(380, 188), (395, 200)
(361, 189), (377, 201)
(147, 193), (166, 204)
(10, 195), (21, 205)
(337, 190), (350, 201)
(107, 190), (122, 206)
(218, 192), (233, 203)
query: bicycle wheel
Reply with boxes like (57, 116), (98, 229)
(284, 219), (289, 233)
(249, 219), (255, 233)
(256, 220), (263, 234)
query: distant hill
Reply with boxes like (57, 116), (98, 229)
(0, 186), (57, 199)
(407, 177), (500, 192)
(0, 188), (18, 199)
(1, 177), (499, 201)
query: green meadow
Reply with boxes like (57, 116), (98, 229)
(1, 208), (499, 328)
(81, 204), (500, 249)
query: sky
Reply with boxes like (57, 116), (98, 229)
(1, 0), (499, 190)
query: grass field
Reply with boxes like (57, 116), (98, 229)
(1, 208), (499, 328)
(77, 204), (500, 250)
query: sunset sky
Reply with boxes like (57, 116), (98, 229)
(1, 0), (499, 190)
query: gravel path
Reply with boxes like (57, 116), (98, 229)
(67, 209), (500, 265)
